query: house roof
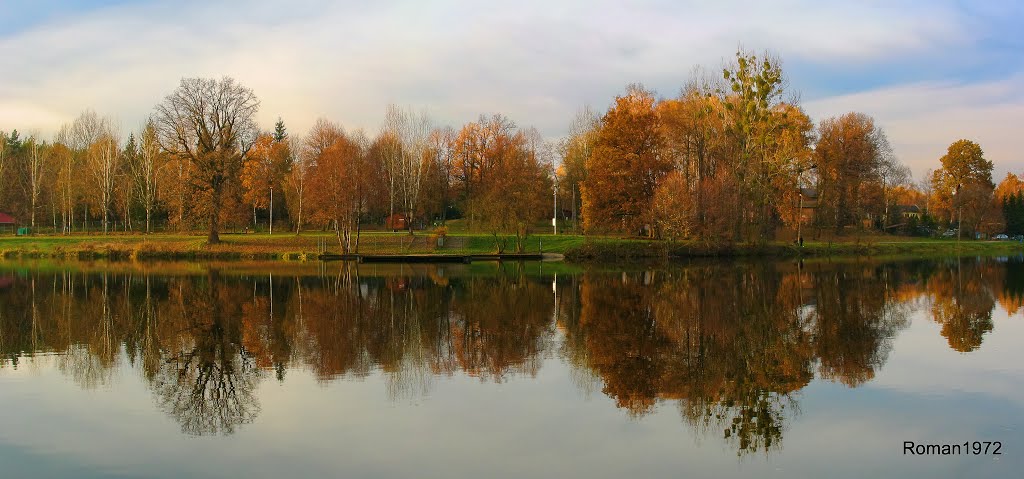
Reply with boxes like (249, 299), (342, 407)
(893, 204), (921, 214)
(0, 212), (15, 224)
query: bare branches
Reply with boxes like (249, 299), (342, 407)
(152, 77), (260, 243)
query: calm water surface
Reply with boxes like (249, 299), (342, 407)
(0, 258), (1021, 478)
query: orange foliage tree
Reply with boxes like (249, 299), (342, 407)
(304, 120), (369, 253)
(581, 85), (670, 235)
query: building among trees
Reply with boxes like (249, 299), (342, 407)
(0, 212), (16, 234)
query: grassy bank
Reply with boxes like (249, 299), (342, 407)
(0, 232), (1020, 261)
(0, 232), (582, 261)
(564, 237), (1024, 261)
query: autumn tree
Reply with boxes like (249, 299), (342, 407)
(420, 126), (457, 224)
(451, 118), (488, 228)
(651, 171), (693, 240)
(450, 114), (552, 249)
(479, 125), (551, 252)
(720, 50), (810, 240)
(656, 71), (733, 240)
(283, 136), (310, 234)
(996, 173), (1024, 235)
(559, 106), (599, 232)
(581, 84), (670, 235)
(240, 133), (277, 232)
(56, 111), (108, 233)
(244, 119), (296, 234)
(814, 112), (892, 231)
(60, 110), (121, 233)
(931, 139), (994, 229)
(152, 77), (260, 243)
(303, 119), (373, 253)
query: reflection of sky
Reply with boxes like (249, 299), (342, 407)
(2, 307), (1022, 478)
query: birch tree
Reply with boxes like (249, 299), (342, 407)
(132, 121), (161, 233)
(25, 136), (46, 231)
(88, 126), (120, 234)
(57, 111), (105, 233)
(396, 107), (432, 232)
(382, 105), (404, 229)
(286, 134), (310, 234)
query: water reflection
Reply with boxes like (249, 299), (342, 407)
(0, 258), (1019, 453)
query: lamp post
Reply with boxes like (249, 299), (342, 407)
(796, 164), (817, 248)
(553, 176), (558, 236)
(798, 189), (804, 246)
(955, 183), (962, 248)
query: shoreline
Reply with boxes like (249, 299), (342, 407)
(0, 233), (1021, 262)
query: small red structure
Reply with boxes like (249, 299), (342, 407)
(0, 212), (15, 234)
(385, 213), (408, 230)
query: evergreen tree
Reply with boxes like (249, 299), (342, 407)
(273, 118), (287, 142)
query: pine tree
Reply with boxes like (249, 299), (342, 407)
(273, 118), (287, 142)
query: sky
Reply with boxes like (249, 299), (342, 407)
(1, 0), (1022, 180)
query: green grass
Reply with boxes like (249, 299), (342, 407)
(1, 231), (1021, 262)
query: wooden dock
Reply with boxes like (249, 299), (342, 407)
(318, 253), (546, 263)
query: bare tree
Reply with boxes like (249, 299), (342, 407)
(153, 77), (260, 243)
(382, 105), (404, 229)
(132, 121), (161, 233)
(26, 136), (46, 231)
(89, 126), (120, 234)
(288, 135), (310, 235)
(878, 137), (911, 229)
(383, 105), (431, 232)
(429, 126), (456, 224)
(57, 111), (106, 233)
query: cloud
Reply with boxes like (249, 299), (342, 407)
(804, 74), (1024, 181)
(0, 0), (1016, 174)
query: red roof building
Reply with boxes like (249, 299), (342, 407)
(0, 212), (15, 225)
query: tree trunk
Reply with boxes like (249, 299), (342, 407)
(295, 188), (302, 235)
(208, 184), (222, 244)
(355, 219), (361, 253)
(334, 219), (347, 254)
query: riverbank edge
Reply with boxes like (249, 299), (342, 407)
(1, 236), (1021, 262)
(562, 240), (1024, 261)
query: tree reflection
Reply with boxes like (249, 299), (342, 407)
(150, 271), (262, 435)
(563, 261), (913, 454)
(927, 260), (996, 352)
(0, 257), (1017, 446)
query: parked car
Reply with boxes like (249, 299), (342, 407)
(994, 234), (1009, 240)
(941, 229), (958, 238)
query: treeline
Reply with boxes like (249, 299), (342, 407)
(0, 94), (553, 252)
(0, 50), (1009, 245)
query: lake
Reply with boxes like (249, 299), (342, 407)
(1, 258), (1021, 478)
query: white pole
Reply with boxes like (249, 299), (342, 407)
(553, 181), (558, 235)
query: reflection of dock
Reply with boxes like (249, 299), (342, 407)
(319, 253), (551, 263)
